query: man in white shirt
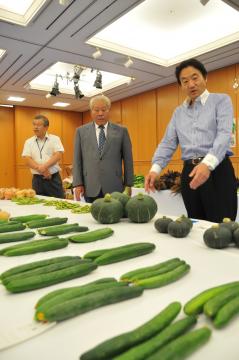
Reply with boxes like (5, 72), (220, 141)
(22, 114), (65, 198)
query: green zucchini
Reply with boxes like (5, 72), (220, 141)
(69, 227), (114, 243)
(36, 277), (118, 308)
(94, 243), (156, 265)
(0, 231), (35, 244)
(146, 327), (211, 360)
(2, 257), (84, 285)
(36, 285), (144, 322)
(26, 217), (68, 229)
(35, 281), (127, 318)
(0, 219), (8, 224)
(5, 262), (97, 293)
(204, 285), (239, 318)
(120, 258), (182, 282)
(184, 281), (239, 315)
(113, 316), (197, 360)
(38, 223), (88, 236)
(80, 302), (181, 360)
(213, 295), (239, 328)
(134, 264), (190, 289)
(10, 214), (48, 223)
(0, 223), (26, 233)
(0, 256), (79, 280)
(128, 260), (186, 283)
(0, 237), (68, 256)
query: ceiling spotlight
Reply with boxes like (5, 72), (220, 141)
(46, 93), (52, 99)
(74, 84), (84, 99)
(50, 76), (61, 96)
(92, 48), (102, 59)
(124, 57), (134, 68)
(94, 71), (102, 89)
(126, 77), (136, 85)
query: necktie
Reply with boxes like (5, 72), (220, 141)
(98, 125), (106, 154)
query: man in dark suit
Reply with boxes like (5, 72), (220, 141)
(73, 95), (134, 203)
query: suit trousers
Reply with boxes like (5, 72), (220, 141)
(181, 157), (237, 222)
(32, 172), (65, 199)
(84, 190), (104, 204)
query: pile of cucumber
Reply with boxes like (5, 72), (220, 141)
(184, 280), (239, 328)
(80, 302), (211, 360)
(0, 256), (97, 293)
(120, 257), (190, 289)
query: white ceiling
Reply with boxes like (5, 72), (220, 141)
(0, 0), (239, 112)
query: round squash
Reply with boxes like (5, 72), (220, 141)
(177, 214), (193, 230)
(220, 217), (239, 234)
(203, 225), (232, 249)
(91, 194), (123, 224)
(125, 193), (158, 223)
(154, 216), (173, 233)
(111, 191), (130, 217)
(168, 219), (191, 238)
(232, 227), (239, 247)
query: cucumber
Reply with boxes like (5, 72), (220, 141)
(0, 256), (78, 280)
(204, 286), (239, 318)
(146, 327), (211, 360)
(38, 224), (88, 236)
(69, 227), (114, 243)
(5, 262), (97, 293)
(0, 219), (8, 224)
(120, 258), (182, 282)
(9, 214), (48, 223)
(80, 302), (181, 360)
(184, 281), (239, 315)
(113, 316), (197, 360)
(36, 277), (118, 308)
(134, 264), (190, 289)
(0, 223), (26, 233)
(2, 257), (84, 285)
(36, 285), (144, 322)
(35, 281), (127, 318)
(26, 217), (68, 229)
(129, 260), (186, 283)
(94, 243), (156, 265)
(213, 295), (239, 328)
(0, 238), (68, 256)
(0, 231), (35, 243)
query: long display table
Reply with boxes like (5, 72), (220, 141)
(0, 198), (239, 360)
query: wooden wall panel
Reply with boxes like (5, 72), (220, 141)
(82, 110), (91, 124)
(109, 101), (122, 124)
(62, 111), (82, 165)
(16, 167), (32, 189)
(121, 96), (138, 161)
(0, 107), (15, 187)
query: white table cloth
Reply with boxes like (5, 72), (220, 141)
(0, 198), (238, 360)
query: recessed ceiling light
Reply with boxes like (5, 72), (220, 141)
(0, 49), (6, 59)
(7, 96), (25, 102)
(53, 102), (70, 107)
(0, 104), (14, 108)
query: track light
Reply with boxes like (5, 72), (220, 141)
(124, 57), (133, 68)
(94, 71), (102, 89)
(74, 84), (84, 99)
(92, 48), (102, 59)
(49, 76), (61, 96)
(200, 0), (210, 5)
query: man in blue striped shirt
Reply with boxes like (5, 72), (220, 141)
(145, 58), (237, 222)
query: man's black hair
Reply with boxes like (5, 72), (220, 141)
(34, 114), (49, 127)
(175, 58), (207, 85)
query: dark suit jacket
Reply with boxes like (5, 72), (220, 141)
(73, 121), (134, 197)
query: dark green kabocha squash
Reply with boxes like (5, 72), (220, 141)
(125, 193), (158, 223)
(168, 219), (191, 238)
(154, 216), (173, 233)
(91, 194), (123, 224)
(177, 214), (193, 230)
(203, 225), (232, 249)
(111, 191), (130, 217)
(220, 217), (239, 234)
(232, 227), (239, 247)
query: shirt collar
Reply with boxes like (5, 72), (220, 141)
(94, 122), (108, 130)
(35, 132), (49, 141)
(183, 89), (210, 107)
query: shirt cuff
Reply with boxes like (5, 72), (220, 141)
(202, 154), (219, 171)
(150, 163), (162, 174)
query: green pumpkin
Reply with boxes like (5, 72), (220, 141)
(154, 216), (173, 233)
(91, 194), (123, 224)
(232, 227), (239, 247)
(203, 225), (232, 249)
(125, 193), (158, 223)
(111, 191), (130, 218)
(220, 217), (239, 234)
(177, 214), (193, 229)
(168, 219), (191, 238)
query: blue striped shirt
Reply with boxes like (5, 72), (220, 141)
(152, 91), (233, 170)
